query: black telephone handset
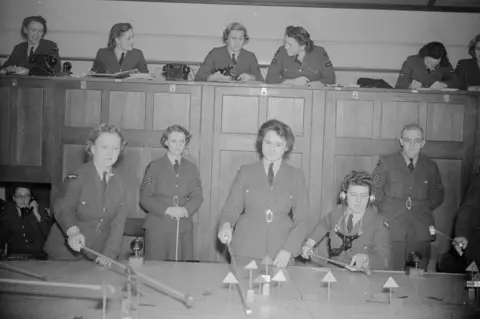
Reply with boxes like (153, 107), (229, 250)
(20, 197), (35, 219)
(162, 64), (191, 81)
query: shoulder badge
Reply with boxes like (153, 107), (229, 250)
(323, 51), (329, 57)
(325, 61), (332, 67)
(196, 177), (202, 188)
(140, 177), (153, 192)
(399, 72), (405, 76)
(271, 58), (277, 65)
(66, 174), (78, 180)
(434, 180), (443, 191)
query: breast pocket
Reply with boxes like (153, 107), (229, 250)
(387, 170), (406, 197)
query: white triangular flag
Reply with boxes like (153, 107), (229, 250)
(383, 276), (398, 288)
(272, 270), (287, 282)
(261, 256), (274, 266)
(223, 272), (238, 284)
(322, 271), (337, 283)
(245, 260), (258, 270)
(467, 261), (479, 273)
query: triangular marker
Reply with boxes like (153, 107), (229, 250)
(322, 271), (337, 283)
(272, 270), (287, 282)
(467, 261), (479, 272)
(383, 276), (398, 288)
(261, 256), (274, 266)
(245, 260), (258, 270)
(223, 272), (238, 284)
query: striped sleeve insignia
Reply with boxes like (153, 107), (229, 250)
(434, 181), (443, 190)
(141, 177), (153, 191)
(66, 174), (78, 180)
(325, 61), (332, 67)
(196, 177), (202, 188)
(271, 59), (277, 65)
(373, 173), (380, 183)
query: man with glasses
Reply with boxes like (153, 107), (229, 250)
(0, 186), (52, 258)
(373, 124), (444, 271)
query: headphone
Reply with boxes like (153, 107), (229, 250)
(338, 171), (375, 203)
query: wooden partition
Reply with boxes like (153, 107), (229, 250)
(0, 75), (479, 264)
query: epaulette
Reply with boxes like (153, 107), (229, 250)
(325, 61), (332, 67)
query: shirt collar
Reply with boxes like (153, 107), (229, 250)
(402, 152), (418, 166)
(93, 161), (113, 180)
(345, 207), (365, 224)
(167, 153), (182, 166)
(263, 158), (282, 173)
(27, 43), (39, 53)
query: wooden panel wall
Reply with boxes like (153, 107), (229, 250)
(0, 87), (10, 165)
(321, 89), (477, 265)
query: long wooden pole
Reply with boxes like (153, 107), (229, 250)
(0, 278), (108, 291)
(0, 261), (46, 281)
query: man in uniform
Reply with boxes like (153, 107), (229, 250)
(373, 124), (444, 270)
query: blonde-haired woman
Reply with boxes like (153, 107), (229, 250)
(44, 124), (127, 265)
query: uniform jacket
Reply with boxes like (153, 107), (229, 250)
(140, 156), (203, 234)
(195, 46), (264, 82)
(91, 48), (148, 73)
(455, 168), (480, 239)
(308, 205), (390, 270)
(455, 58), (480, 90)
(0, 39), (61, 71)
(44, 161), (127, 260)
(0, 202), (52, 255)
(395, 54), (460, 89)
(218, 161), (309, 260)
(266, 45), (335, 85)
(373, 152), (444, 241)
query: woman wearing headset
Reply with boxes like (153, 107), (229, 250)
(302, 170), (390, 270)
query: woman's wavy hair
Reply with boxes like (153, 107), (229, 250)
(21, 16), (47, 40)
(107, 23), (133, 49)
(418, 42), (451, 67)
(222, 22), (249, 44)
(285, 26), (314, 53)
(255, 119), (295, 159)
(160, 125), (192, 150)
(468, 34), (480, 58)
(338, 170), (374, 206)
(85, 124), (127, 162)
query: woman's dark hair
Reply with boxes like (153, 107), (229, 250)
(468, 34), (480, 58)
(85, 123), (127, 161)
(222, 22), (249, 44)
(285, 26), (314, 53)
(160, 125), (192, 149)
(21, 16), (47, 40)
(255, 119), (295, 159)
(338, 170), (374, 206)
(418, 42), (451, 67)
(107, 23), (133, 49)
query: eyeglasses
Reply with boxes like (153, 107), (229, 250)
(401, 138), (423, 146)
(14, 194), (31, 200)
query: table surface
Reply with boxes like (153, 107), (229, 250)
(0, 260), (477, 319)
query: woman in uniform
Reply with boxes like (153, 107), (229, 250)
(195, 22), (263, 82)
(217, 119), (309, 268)
(395, 42), (460, 90)
(140, 125), (203, 261)
(90, 22), (148, 74)
(0, 16), (61, 75)
(302, 171), (390, 271)
(455, 34), (480, 91)
(265, 26), (335, 86)
(44, 124), (127, 266)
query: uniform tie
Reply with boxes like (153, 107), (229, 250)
(408, 158), (415, 173)
(174, 160), (179, 173)
(28, 47), (35, 62)
(232, 53), (237, 65)
(119, 52), (125, 66)
(347, 214), (354, 233)
(102, 171), (108, 192)
(268, 163), (274, 186)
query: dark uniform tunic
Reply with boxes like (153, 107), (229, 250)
(455, 58), (480, 90)
(265, 45), (335, 85)
(43, 161), (127, 261)
(91, 48), (148, 73)
(0, 202), (52, 255)
(0, 39), (61, 72)
(395, 54), (460, 89)
(308, 205), (390, 270)
(140, 156), (203, 261)
(373, 152), (444, 270)
(218, 161), (309, 261)
(195, 46), (264, 82)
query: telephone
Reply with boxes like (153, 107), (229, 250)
(19, 196), (36, 219)
(162, 64), (191, 81)
(214, 65), (238, 79)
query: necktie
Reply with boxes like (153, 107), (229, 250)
(174, 160), (179, 172)
(28, 47), (35, 62)
(102, 171), (108, 192)
(119, 52), (125, 66)
(232, 53), (237, 65)
(408, 158), (415, 173)
(347, 214), (354, 233)
(268, 163), (274, 186)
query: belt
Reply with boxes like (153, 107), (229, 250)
(385, 196), (428, 211)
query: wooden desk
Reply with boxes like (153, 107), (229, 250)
(0, 260), (475, 319)
(0, 76), (479, 263)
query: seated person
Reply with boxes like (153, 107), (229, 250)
(302, 171), (390, 271)
(265, 25), (335, 86)
(0, 186), (52, 257)
(456, 34), (480, 91)
(91, 23), (148, 74)
(0, 16), (61, 75)
(395, 41), (459, 90)
(438, 167), (480, 272)
(195, 22), (263, 82)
